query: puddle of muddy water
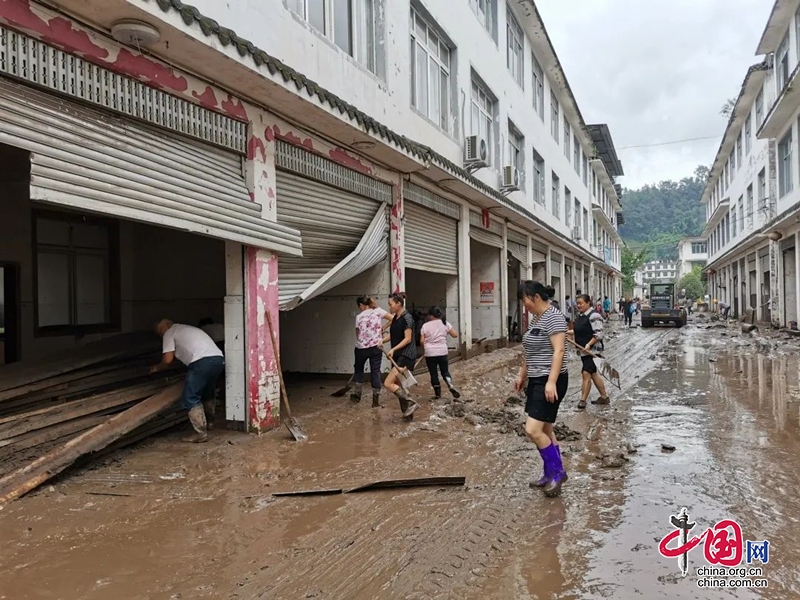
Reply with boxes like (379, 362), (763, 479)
(484, 336), (800, 600)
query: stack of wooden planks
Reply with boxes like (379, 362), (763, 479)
(0, 332), (187, 503)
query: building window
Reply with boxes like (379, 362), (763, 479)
(691, 242), (707, 254)
(469, 0), (495, 38)
(470, 77), (495, 164)
(532, 55), (544, 120)
(573, 135), (580, 173)
(551, 172), (560, 219)
(731, 206), (737, 238)
(758, 168), (767, 214)
(746, 184), (754, 230)
(564, 118), (571, 159)
(582, 154), (588, 186)
(736, 133), (742, 168)
(564, 187), (572, 226)
(533, 149), (545, 205)
(755, 89), (764, 129)
(291, 0), (355, 55)
(550, 92), (559, 143)
(34, 211), (119, 334)
(778, 31), (790, 92)
(779, 129), (793, 197)
(729, 153), (735, 178)
(506, 6), (524, 87)
(583, 208), (589, 243)
(745, 114), (752, 155)
(508, 121), (524, 187)
(410, 8), (451, 132)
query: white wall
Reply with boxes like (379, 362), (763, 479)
(406, 268), (460, 349)
(470, 239), (502, 341)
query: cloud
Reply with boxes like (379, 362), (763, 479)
(536, 0), (771, 189)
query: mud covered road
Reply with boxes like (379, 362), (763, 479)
(2, 319), (800, 599)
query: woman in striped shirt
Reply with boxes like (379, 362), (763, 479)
(514, 281), (569, 498)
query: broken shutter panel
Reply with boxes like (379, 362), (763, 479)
(468, 211), (503, 249)
(532, 250), (547, 263)
(551, 251), (563, 264)
(276, 170), (387, 310)
(404, 202), (458, 275)
(506, 229), (528, 264)
(0, 78), (302, 256)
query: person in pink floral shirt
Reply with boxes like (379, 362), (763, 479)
(352, 295), (392, 406)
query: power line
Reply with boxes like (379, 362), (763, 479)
(617, 135), (721, 151)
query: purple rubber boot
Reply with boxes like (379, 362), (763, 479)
(531, 445), (565, 488)
(542, 443), (567, 497)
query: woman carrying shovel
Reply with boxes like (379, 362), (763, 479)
(420, 306), (460, 400)
(383, 293), (420, 420)
(351, 295), (392, 407)
(570, 294), (610, 409)
(514, 281), (569, 498)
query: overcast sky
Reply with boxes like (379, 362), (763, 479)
(537, 0), (773, 190)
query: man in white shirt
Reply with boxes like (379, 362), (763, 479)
(151, 319), (224, 443)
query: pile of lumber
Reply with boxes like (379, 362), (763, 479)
(0, 332), (187, 503)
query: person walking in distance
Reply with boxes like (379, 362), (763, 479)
(151, 319), (224, 443)
(618, 297), (626, 322)
(383, 293), (420, 420)
(420, 306), (461, 400)
(624, 298), (634, 328)
(514, 281), (569, 498)
(352, 295), (392, 407)
(603, 296), (612, 321)
(570, 294), (610, 409)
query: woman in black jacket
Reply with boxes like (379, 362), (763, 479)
(569, 294), (610, 409)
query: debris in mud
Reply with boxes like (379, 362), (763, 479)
(597, 453), (629, 468)
(465, 414), (484, 427)
(447, 402), (468, 418)
(626, 443), (638, 454)
(554, 423), (581, 442)
(661, 444), (676, 452)
(504, 394), (524, 406)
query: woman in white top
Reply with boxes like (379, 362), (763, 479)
(420, 306), (460, 399)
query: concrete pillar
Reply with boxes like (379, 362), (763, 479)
(755, 259), (762, 321)
(501, 223), (509, 341)
(446, 275), (460, 348)
(796, 232), (800, 325)
(458, 205), (472, 349)
(770, 239), (782, 328)
(224, 242), (246, 426)
(243, 113), (281, 432)
(390, 182), (405, 294)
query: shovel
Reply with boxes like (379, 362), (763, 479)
(382, 349), (418, 390)
(331, 375), (354, 397)
(265, 309), (308, 442)
(567, 337), (621, 390)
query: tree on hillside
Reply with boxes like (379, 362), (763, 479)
(677, 266), (706, 301)
(622, 246), (649, 295)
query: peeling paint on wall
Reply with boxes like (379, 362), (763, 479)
(112, 48), (188, 91)
(192, 85), (219, 110)
(264, 126), (275, 142)
(221, 95), (249, 121)
(390, 189), (403, 293)
(247, 135), (267, 162)
(328, 147), (372, 175)
(273, 124), (315, 151)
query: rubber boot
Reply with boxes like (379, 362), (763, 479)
(531, 445), (565, 488)
(542, 443), (567, 497)
(445, 376), (461, 399)
(433, 385), (442, 399)
(395, 388), (419, 420)
(350, 382), (363, 403)
(183, 405), (208, 443)
(203, 399), (216, 431)
(372, 390), (381, 408)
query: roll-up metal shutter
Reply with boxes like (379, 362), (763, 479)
(0, 78), (302, 256)
(276, 170), (387, 310)
(532, 250), (547, 263)
(507, 229), (528, 264)
(404, 202), (458, 274)
(551, 251), (563, 264)
(468, 211), (503, 249)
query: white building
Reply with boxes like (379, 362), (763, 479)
(0, 0), (625, 430)
(632, 268), (646, 300)
(642, 261), (678, 282)
(677, 237), (708, 279)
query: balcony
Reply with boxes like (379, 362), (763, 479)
(758, 61), (800, 139)
(592, 203), (623, 243)
(701, 198), (730, 238)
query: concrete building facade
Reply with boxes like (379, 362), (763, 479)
(0, 0), (625, 432)
(642, 260), (677, 283)
(677, 238), (707, 280)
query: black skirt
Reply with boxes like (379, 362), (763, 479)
(580, 355), (598, 374)
(525, 372), (569, 423)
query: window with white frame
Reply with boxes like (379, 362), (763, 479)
(532, 55), (544, 120)
(564, 118), (571, 159)
(533, 149), (545, 204)
(508, 121), (524, 187)
(778, 31), (790, 91)
(758, 168), (767, 213)
(691, 242), (707, 254)
(410, 7), (451, 131)
(573, 135), (580, 173)
(550, 92), (559, 143)
(469, 0), (495, 38)
(755, 89), (764, 129)
(737, 196), (743, 234)
(289, 0), (385, 77)
(731, 205), (737, 238)
(582, 154), (588, 186)
(746, 184), (754, 230)
(736, 133), (742, 168)
(779, 128), (793, 197)
(583, 208), (588, 243)
(729, 153), (735, 178)
(506, 6), (524, 87)
(471, 77), (495, 164)
(552, 172), (560, 219)
(745, 113), (752, 155)
(564, 187), (572, 226)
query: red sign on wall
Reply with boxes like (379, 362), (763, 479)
(481, 208), (491, 229)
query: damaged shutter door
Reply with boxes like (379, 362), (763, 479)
(404, 203), (458, 275)
(0, 78), (301, 256)
(468, 211), (503, 249)
(507, 230), (528, 264)
(276, 171), (388, 310)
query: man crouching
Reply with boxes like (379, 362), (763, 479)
(151, 319), (225, 443)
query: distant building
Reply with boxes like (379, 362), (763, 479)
(641, 260), (678, 283)
(677, 238), (708, 279)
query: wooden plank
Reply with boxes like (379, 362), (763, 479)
(0, 382), (183, 504)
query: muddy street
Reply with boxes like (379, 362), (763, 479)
(2, 321), (800, 599)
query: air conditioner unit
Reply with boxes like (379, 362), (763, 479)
(465, 135), (488, 167)
(501, 166), (520, 191)
(572, 226), (582, 241)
